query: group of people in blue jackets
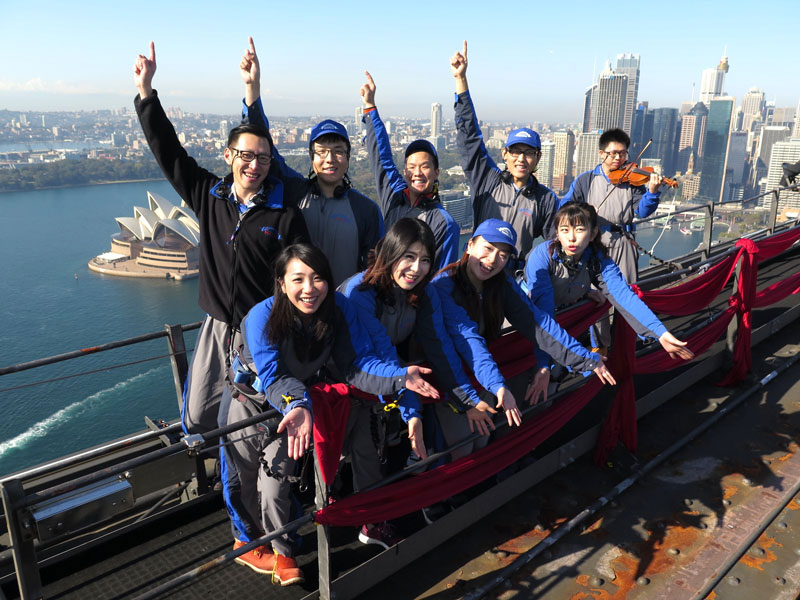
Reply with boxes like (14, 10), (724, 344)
(133, 37), (694, 586)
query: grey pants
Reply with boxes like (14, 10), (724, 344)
(341, 397), (384, 492)
(182, 315), (239, 434)
(220, 388), (297, 556)
(433, 401), (490, 462)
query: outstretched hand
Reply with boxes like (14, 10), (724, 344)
(466, 400), (497, 437)
(133, 41), (156, 99)
(496, 386), (522, 427)
(405, 365), (439, 399)
(277, 406), (313, 460)
(659, 331), (695, 361)
(525, 367), (550, 405)
(593, 357), (616, 385)
(360, 71), (376, 108)
(451, 40), (469, 94)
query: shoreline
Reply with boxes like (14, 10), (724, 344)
(0, 177), (167, 194)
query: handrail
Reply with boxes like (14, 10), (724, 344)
(0, 320), (202, 376)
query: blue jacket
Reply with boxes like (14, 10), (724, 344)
(432, 271), (601, 373)
(340, 273), (494, 413)
(242, 98), (384, 286)
(237, 292), (409, 416)
(362, 107), (460, 269)
(454, 90), (557, 262)
(525, 241), (668, 353)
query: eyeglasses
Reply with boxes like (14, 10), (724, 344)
(506, 148), (540, 159)
(229, 148), (271, 164)
(313, 148), (348, 161)
(603, 150), (628, 158)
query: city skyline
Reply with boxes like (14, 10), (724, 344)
(2, 0), (798, 122)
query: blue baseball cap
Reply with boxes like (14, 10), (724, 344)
(504, 128), (541, 149)
(472, 219), (518, 254)
(310, 119), (350, 151)
(404, 139), (439, 168)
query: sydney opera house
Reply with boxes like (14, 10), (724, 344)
(88, 191), (200, 279)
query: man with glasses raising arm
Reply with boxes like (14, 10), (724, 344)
(133, 41), (309, 435)
(239, 37), (383, 286)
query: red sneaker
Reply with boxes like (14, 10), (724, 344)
(233, 540), (276, 575)
(272, 554), (305, 586)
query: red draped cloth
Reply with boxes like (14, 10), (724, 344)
(314, 377), (604, 527)
(310, 383), (352, 485)
(753, 271), (800, 308)
(755, 226), (800, 263)
(717, 239), (759, 386)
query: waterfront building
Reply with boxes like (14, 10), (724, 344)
(615, 53), (640, 135)
(697, 96), (735, 204)
(89, 191), (200, 279)
(681, 172), (701, 201)
(440, 190), (473, 231)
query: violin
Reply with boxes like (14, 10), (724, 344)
(607, 163), (678, 189)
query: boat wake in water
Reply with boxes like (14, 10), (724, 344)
(0, 367), (163, 462)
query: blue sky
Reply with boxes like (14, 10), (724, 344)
(2, 0), (797, 123)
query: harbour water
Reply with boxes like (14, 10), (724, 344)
(0, 182), (718, 476)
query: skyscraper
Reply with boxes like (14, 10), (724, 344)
(431, 102), (442, 137)
(766, 139), (800, 210)
(699, 54), (729, 106)
(537, 140), (555, 189)
(794, 98), (800, 137)
(726, 131), (748, 186)
(750, 125), (791, 193)
(582, 84), (597, 133)
(552, 130), (575, 193)
(650, 108), (679, 175)
(615, 53), (640, 135)
(590, 62), (628, 132)
(677, 102), (708, 172)
(630, 103), (653, 161)
(575, 132), (601, 176)
(697, 96), (735, 203)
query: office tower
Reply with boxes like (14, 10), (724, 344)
(794, 98), (800, 137)
(766, 139), (800, 209)
(681, 173), (701, 201)
(440, 190), (473, 230)
(582, 84), (597, 133)
(741, 88), (765, 120)
(699, 54), (729, 106)
(537, 140), (555, 188)
(552, 130), (575, 193)
(727, 131), (748, 185)
(590, 62), (628, 132)
(697, 96), (735, 203)
(677, 102), (708, 172)
(650, 108), (679, 175)
(219, 120), (229, 138)
(431, 102), (442, 137)
(575, 132), (601, 176)
(615, 53), (640, 135)
(770, 106), (796, 128)
(630, 103), (653, 162)
(41, 115), (46, 128)
(20, 113), (28, 127)
(749, 125), (791, 193)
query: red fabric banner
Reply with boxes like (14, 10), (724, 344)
(717, 239), (759, 386)
(309, 383), (352, 486)
(755, 226), (800, 263)
(753, 271), (800, 308)
(314, 377), (604, 527)
(639, 252), (739, 316)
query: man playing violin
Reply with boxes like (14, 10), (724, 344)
(558, 128), (664, 348)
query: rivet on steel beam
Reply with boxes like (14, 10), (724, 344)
(727, 576), (741, 586)
(775, 577), (786, 585)
(710, 401), (718, 408)
(684, 498), (694, 506)
(534, 524), (545, 532)
(636, 577), (650, 586)
(589, 577), (604, 586)
(495, 551), (508, 559)
(742, 478), (752, 486)
(723, 499), (732, 506)
(777, 522), (788, 530)
(752, 548), (766, 556)
(667, 548), (680, 556)
(699, 522), (708, 530)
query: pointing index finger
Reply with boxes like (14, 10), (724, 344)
(248, 36), (256, 54)
(149, 41), (155, 63)
(463, 40), (468, 59)
(364, 70), (374, 86)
